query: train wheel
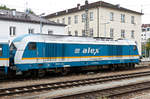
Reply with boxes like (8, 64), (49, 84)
(110, 65), (116, 71)
(61, 68), (70, 75)
(31, 69), (46, 78)
(22, 71), (32, 78)
(130, 63), (135, 69)
(37, 69), (46, 78)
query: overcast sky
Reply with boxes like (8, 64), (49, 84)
(0, 0), (150, 23)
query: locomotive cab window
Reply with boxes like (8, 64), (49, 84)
(133, 45), (137, 51)
(28, 42), (36, 50)
(0, 45), (2, 56)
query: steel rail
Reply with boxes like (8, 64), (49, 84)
(1, 71), (150, 97)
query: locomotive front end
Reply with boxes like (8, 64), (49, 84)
(0, 41), (9, 77)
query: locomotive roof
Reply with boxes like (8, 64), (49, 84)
(0, 39), (9, 44)
(13, 34), (137, 45)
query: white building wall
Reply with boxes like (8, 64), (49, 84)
(141, 27), (150, 43)
(48, 6), (142, 55)
(0, 20), (65, 42)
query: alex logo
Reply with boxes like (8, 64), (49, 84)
(74, 47), (99, 55)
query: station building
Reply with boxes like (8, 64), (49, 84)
(0, 9), (66, 42)
(45, 1), (143, 54)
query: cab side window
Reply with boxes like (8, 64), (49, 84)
(0, 45), (2, 56)
(133, 45), (137, 51)
(28, 42), (36, 50)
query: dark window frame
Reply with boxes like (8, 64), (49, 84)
(121, 29), (125, 38)
(28, 42), (37, 50)
(0, 45), (2, 56)
(28, 28), (34, 34)
(121, 14), (125, 23)
(110, 12), (114, 21)
(10, 26), (16, 36)
(133, 45), (137, 51)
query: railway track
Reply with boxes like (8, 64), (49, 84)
(1, 71), (150, 97)
(54, 81), (150, 99)
(0, 65), (149, 83)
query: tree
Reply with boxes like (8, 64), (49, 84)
(0, 5), (16, 10)
(145, 38), (150, 57)
(25, 8), (35, 14)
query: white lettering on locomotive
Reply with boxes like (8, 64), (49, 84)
(75, 47), (99, 55)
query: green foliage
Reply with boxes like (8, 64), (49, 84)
(142, 38), (150, 57)
(146, 38), (150, 50)
(25, 8), (35, 14)
(0, 5), (15, 10)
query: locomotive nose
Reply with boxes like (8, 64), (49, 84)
(0, 42), (9, 77)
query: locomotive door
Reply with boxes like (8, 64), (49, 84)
(45, 43), (54, 62)
(36, 42), (45, 63)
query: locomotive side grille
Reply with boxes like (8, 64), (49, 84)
(117, 46), (122, 56)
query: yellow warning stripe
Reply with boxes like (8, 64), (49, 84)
(22, 55), (139, 60)
(0, 58), (9, 60)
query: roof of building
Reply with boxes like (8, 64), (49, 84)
(0, 9), (66, 26)
(142, 24), (150, 28)
(45, 1), (143, 19)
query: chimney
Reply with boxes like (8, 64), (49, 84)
(116, 4), (120, 8)
(77, 3), (81, 10)
(85, 0), (89, 5)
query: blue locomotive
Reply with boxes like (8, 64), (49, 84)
(0, 41), (9, 76)
(0, 34), (140, 77)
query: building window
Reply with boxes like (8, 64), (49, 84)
(0, 45), (2, 56)
(57, 19), (60, 23)
(121, 29), (125, 38)
(121, 14), (125, 23)
(68, 17), (71, 25)
(82, 30), (85, 36)
(62, 18), (65, 24)
(28, 28), (34, 34)
(110, 12), (114, 21)
(68, 31), (71, 35)
(89, 28), (93, 36)
(90, 12), (94, 21)
(9, 26), (16, 36)
(110, 28), (114, 37)
(142, 29), (146, 32)
(82, 13), (86, 22)
(74, 15), (78, 24)
(131, 16), (135, 24)
(75, 30), (78, 36)
(131, 30), (134, 38)
(48, 30), (53, 34)
(147, 28), (150, 31)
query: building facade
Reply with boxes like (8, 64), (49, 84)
(0, 9), (66, 42)
(141, 24), (150, 43)
(45, 1), (142, 54)
(141, 24), (150, 57)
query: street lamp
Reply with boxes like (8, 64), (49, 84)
(39, 13), (45, 33)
